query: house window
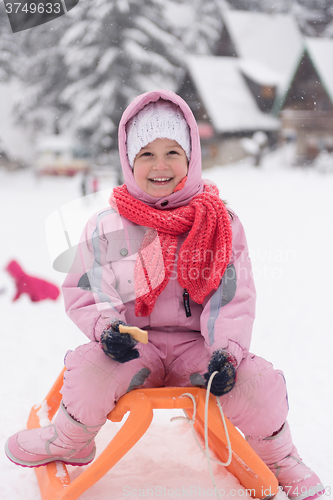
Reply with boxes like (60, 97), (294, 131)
(261, 86), (275, 99)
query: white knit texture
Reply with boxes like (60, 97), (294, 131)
(126, 99), (191, 167)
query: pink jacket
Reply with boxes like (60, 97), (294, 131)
(62, 90), (256, 367)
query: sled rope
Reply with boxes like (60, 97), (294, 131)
(170, 371), (232, 500)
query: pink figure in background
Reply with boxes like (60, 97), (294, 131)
(92, 176), (98, 193)
(5, 260), (60, 302)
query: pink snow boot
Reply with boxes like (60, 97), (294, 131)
(5, 402), (102, 468)
(247, 422), (325, 500)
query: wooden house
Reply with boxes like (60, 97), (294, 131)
(276, 37), (333, 164)
(178, 56), (280, 167)
(215, 10), (304, 116)
(178, 11), (304, 167)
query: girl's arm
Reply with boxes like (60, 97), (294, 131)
(62, 209), (127, 342)
(200, 213), (256, 367)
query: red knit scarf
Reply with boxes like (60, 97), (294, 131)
(109, 183), (233, 317)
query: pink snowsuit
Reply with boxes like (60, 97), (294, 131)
(61, 90), (288, 438)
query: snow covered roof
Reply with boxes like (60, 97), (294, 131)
(186, 55), (280, 133)
(238, 59), (283, 87)
(222, 11), (304, 93)
(305, 37), (333, 105)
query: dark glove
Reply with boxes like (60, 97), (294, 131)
(204, 349), (237, 396)
(100, 320), (139, 363)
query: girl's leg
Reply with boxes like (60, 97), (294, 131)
(216, 355), (324, 499)
(167, 340), (288, 436)
(218, 353), (289, 438)
(169, 337), (324, 500)
(247, 422), (325, 500)
(61, 340), (165, 426)
(5, 340), (165, 467)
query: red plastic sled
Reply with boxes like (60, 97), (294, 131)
(27, 368), (279, 500)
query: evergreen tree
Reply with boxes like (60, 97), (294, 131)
(294, 0), (333, 36)
(12, 15), (71, 135)
(322, 6), (333, 37)
(168, 0), (226, 55)
(58, 0), (184, 152)
(0, 2), (21, 82)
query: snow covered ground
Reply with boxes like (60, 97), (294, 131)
(1, 146), (332, 499)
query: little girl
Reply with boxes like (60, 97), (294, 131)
(6, 90), (324, 499)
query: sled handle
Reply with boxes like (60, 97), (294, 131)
(119, 324), (148, 344)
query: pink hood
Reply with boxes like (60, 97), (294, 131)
(118, 89), (204, 209)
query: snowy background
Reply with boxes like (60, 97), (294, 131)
(2, 0), (333, 155)
(1, 144), (332, 499)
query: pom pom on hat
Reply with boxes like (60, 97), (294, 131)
(126, 99), (191, 168)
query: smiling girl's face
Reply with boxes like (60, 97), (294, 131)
(133, 138), (188, 198)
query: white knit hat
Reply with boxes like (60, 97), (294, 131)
(126, 99), (191, 168)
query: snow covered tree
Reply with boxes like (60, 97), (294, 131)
(57, 0), (185, 152)
(322, 9), (333, 37)
(294, 0), (333, 36)
(0, 2), (21, 82)
(166, 0), (227, 55)
(9, 0), (184, 155)
(12, 15), (71, 135)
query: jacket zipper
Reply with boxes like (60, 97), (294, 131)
(183, 289), (192, 317)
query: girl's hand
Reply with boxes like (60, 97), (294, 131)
(204, 350), (237, 396)
(100, 320), (139, 363)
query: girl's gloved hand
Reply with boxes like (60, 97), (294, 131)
(204, 350), (237, 396)
(100, 320), (139, 363)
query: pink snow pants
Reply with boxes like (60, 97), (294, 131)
(61, 330), (288, 438)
